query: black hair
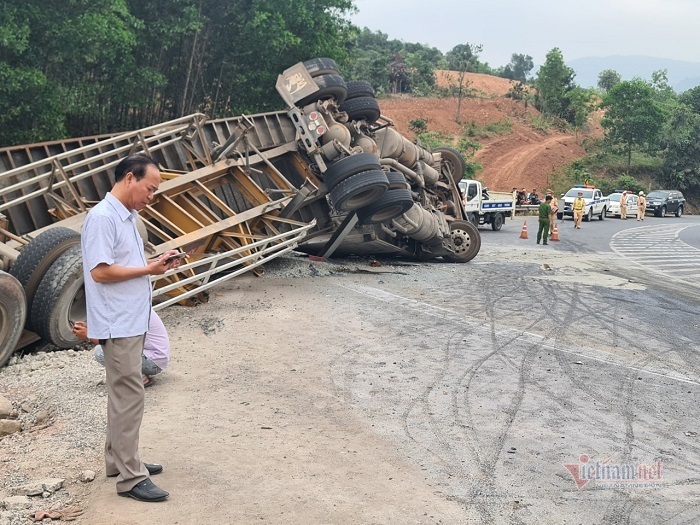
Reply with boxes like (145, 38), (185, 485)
(114, 154), (158, 183)
(545, 195), (552, 201)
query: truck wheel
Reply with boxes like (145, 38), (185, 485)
(676, 205), (683, 217)
(491, 212), (504, 231)
(329, 171), (389, 212)
(433, 147), (465, 183)
(324, 153), (382, 190)
(30, 246), (85, 348)
(443, 220), (481, 263)
(297, 74), (347, 106)
(658, 206), (666, 218)
(345, 80), (375, 100)
(599, 207), (605, 220)
(357, 189), (414, 224)
(303, 57), (340, 78)
(386, 171), (410, 190)
(0, 271), (26, 368)
(583, 209), (592, 222)
(8, 226), (80, 329)
(339, 96), (381, 124)
(468, 213), (479, 226)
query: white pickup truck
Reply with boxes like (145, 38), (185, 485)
(458, 180), (516, 231)
(559, 185), (609, 222)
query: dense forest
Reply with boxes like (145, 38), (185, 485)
(0, 0), (529, 144)
(1, 0), (698, 194)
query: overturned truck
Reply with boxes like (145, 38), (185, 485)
(0, 58), (480, 366)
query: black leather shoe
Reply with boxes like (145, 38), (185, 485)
(107, 463), (163, 477)
(118, 478), (169, 502)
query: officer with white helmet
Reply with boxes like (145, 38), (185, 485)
(637, 191), (646, 221)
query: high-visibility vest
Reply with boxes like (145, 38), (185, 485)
(573, 198), (585, 211)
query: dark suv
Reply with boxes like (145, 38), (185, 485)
(645, 190), (685, 217)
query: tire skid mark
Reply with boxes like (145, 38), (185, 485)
(331, 279), (700, 520)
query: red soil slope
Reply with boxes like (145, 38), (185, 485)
(375, 75), (601, 193)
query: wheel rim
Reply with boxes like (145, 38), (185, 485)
(450, 225), (473, 254)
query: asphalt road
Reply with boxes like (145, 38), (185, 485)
(320, 214), (700, 523)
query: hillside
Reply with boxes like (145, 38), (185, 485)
(376, 74), (601, 193)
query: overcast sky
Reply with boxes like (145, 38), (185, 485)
(349, 0), (700, 67)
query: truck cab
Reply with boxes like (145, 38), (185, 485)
(458, 180), (516, 231)
(560, 185), (609, 222)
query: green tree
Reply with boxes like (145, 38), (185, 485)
(0, 3), (65, 144)
(502, 53), (534, 83)
(679, 85), (700, 113)
(600, 78), (666, 173)
(535, 48), (575, 120)
(662, 96), (700, 192)
(565, 87), (597, 140)
(445, 43), (483, 124)
(597, 69), (621, 92)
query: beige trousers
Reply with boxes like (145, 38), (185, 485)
(620, 203), (627, 219)
(573, 210), (583, 227)
(103, 335), (149, 492)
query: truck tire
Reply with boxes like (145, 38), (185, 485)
(467, 213), (479, 226)
(0, 271), (26, 368)
(8, 226), (80, 329)
(339, 96), (381, 124)
(491, 212), (504, 231)
(303, 57), (340, 78)
(357, 189), (414, 225)
(386, 171), (410, 190)
(433, 147), (466, 183)
(345, 80), (375, 100)
(297, 74), (347, 107)
(676, 205), (683, 217)
(324, 153), (382, 190)
(443, 220), (481, 263)
(329, 171), (389, 212)
(598, 207), (605, 220)
(30, 246), (85, 348)
(584, 209), (592, 222)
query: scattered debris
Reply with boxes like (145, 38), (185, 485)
(29, 506), (84, 522)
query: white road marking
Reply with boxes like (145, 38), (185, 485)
(610, 224), (700, 288)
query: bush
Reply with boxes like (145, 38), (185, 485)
(409, 118), (428, 133)
(464, 119), (512, 139)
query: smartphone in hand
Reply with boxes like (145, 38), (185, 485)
(164, 252), (187, 265)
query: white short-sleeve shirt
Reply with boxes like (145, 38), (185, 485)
(82, 192), (151, 339)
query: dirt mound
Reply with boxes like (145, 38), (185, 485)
(377, 90), (601, 194)
(435, 71), (519, 97)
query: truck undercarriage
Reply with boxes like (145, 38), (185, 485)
(0, 58), (480, 365)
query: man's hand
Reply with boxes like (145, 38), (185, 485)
(147, 250), (186, 276)
(72, 321), (98, 344)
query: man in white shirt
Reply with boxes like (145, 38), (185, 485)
(81, 153), (181, 502)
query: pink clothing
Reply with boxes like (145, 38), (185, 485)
(145, 311), (170, 370)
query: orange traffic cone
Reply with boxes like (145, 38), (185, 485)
(550, 222), (560, 241)
(519, 221), (528, 239)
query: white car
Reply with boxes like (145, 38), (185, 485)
(560, 186), (609, 221)
(606, 193), (638, 218)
